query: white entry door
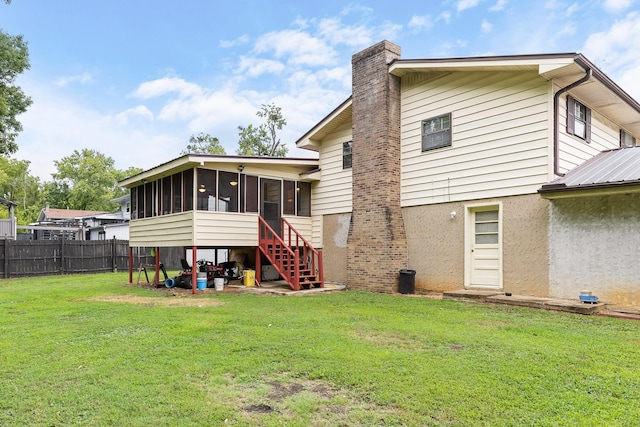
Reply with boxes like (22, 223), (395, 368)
(466, 206), (502, 288)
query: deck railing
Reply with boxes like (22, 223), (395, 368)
(257, 217), (323, 290)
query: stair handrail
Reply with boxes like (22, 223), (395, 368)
(280, 217), (324, 287)
(258, 216), (300, 289)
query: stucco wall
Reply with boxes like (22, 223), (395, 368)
(321, 213), (350, 284)
(549, 193), (640, 309)
(403, 194), (549, 295)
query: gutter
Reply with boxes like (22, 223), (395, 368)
(553, 65), (592, 177)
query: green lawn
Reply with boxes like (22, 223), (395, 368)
(1, 273), (639, 426)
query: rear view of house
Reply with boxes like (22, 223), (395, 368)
(122, 40), (640, 309)
(297, 41), (640, 309)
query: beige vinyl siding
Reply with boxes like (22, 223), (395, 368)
(312, 125), (353, 215)
(282, 215), (314, 243)
(194, 212), (258, 247)
(311, 215), (323, 248)
(401, 71), (550, 206)
(129, 212), (194, 247)
(557, 93), (621, 174)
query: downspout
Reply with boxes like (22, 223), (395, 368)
(553, 67), (592, 177)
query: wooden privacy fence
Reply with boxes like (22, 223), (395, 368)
(0, 239), (182, 278)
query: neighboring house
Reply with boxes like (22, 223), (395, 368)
(28, 199), (130, 240)
(0, 197), (17, 240)
(85, 195), (132, 240)
(121, 40), (640, 308)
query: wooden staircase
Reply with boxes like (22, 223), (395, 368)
(257, 217), (324, 291)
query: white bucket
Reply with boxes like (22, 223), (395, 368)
(214, 277), (224, 291)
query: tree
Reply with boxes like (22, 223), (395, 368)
(0, 155), (40, 223)
(51, 149), (136, 211)
(180, 132), (226, 155)
(0, 28), (32, 155)
(236, 103), (288, 157)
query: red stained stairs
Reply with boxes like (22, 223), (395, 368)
(257, 217), (324, 291)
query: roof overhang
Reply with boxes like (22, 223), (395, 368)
(118, 154), (320, 188)
(295, 97), (352, 151)
(389, 53), (580, 77)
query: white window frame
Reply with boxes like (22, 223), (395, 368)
(342, 141), (352, 169)
(421, 113), (452, 152)
(620, 129), (636, 148)
(567, 96), (591, 143)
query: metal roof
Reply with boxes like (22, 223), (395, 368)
(539, 147), (640, 195)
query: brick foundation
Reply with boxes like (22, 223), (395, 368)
(347, 40), (408, 292)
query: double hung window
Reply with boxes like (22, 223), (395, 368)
(567, 96), (591, 143)
(422, 113), (452, 151)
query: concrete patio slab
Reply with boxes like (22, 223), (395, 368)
(443, 290), (606, 315)
(227, 280), (347, 296)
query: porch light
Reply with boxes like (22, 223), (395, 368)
(198, 184), (206, 193)
(230, 180), (238, 187)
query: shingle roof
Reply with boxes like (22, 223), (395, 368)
(539, 147), (640, 194)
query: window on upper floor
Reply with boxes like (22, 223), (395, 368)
(620, 129), (636, 148)
(567, 96), (591, 143)
(422, 113), (452, 151)
(342, 141), (352, 169)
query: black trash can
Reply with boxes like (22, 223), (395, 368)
(399, 269), (416, 294)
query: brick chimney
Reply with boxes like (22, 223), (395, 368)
(347, 40), (408, 292)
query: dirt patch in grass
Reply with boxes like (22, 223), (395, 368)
(225, 376), (401, 424)
(82, 294), (225, 308)
(352, 328), (430, 351)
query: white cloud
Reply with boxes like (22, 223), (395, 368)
(237, 57), (285, 77)
(438, 11), (452, 24)
(219, 34), (250, 49)
(54, 72), (93, 87)
(408, 15), (433, 32)
(557, 22), (577, 37)
(544, 0), (561, 9)
(253, 30), (337, 67)
(490, 0), (508, 11)
(566, 2), (580, 16)
(114, 105), (154, 125)
(317, 18), (373, 47)
(457, 0), (483, 12)
(379, 21), (403, 40)
(481, 20), (493, 33)
(14, 81), (182, 181)
(132, 77), (202, 99)
(582, 12), (640, 99)
(603, 0), (633, 13)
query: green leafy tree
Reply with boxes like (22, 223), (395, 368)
(0, 28), (32, 155)
(0, 156), (40, 223)
(51, 149), (132, 211)
(38, 180), (70, 210)
(236, 103), (288, 157)
(180, 132), (226, 155)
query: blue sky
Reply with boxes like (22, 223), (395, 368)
(2, 0), (640, 180)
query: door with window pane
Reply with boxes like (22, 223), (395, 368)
(468, 207), (501, 288)
(260, 178), (281, 235)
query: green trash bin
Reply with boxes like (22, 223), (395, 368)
(399, 269), (416, 294)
